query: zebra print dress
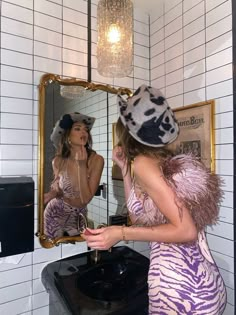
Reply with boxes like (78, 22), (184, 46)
(127, 186), (227, 315)
(44, 172), (87, 238)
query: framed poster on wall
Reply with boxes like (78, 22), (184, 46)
(167, 100), (215, 171)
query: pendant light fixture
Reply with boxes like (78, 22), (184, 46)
(97, 0), (133, 78)
(60, 85), (85, 99)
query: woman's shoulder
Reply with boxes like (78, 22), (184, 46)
(133, 154), (161, 170)
(134, 154), (156, 164)
(52, 155), (65, 171)
(52, 156), (60, 167)
(133, 155), (163, 180)
(89, 151), (104, 165)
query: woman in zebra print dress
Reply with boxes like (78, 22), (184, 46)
(44, 113), (104, 239)
(83, 85), (227, 314)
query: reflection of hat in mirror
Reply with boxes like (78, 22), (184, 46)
(117, 85), (179, 147)
(50, 112), (95, 148)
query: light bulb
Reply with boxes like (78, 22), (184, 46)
(97, 0), (133, 78)
(107, 24), (121, 43)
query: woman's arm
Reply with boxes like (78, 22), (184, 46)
(83, 155), (198, 249)
(44, 157), (63, 204)
(77, 152), (104, 206)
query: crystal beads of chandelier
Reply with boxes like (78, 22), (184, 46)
(60, 85), (85, 99)
(97, 0), (133, 78)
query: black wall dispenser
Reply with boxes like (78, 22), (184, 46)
(0, 177), (34, 257)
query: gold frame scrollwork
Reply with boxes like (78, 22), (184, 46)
(37, 73), (132, 248)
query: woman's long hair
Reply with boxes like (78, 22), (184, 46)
(115, 117), (174, 165)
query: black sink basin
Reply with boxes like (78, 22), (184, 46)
(42, 246), (149, 315)
(77, 258), (147, 302)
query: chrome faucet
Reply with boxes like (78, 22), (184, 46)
(90, 223), (108, 264)
(78, 212), (89, 234)
(97, 222), (108, 229)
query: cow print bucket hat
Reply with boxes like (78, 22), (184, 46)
(50, 112), (95, 148)
(117, 85), (179, 147)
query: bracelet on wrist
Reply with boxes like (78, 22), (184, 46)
(121, 225), (126, 241)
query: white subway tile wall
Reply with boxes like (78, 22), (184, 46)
(0, 0), (234, 314)
(0, 0), (150, 314)
(150, 1), (234, 314)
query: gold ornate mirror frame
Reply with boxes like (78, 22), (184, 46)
(37, 73), (132, 248)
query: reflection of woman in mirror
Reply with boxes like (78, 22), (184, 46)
(83, 86), (226, 314)
(44, 112), (104, 239)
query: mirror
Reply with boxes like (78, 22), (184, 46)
(37, 73), (132, 248)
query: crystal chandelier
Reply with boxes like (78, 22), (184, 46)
(97, 0), (133, 78)
(60, 85), (85, 99)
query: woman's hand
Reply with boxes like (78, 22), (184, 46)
(81, 226), (122, 250)
(112, 146), (128, 172)
(75, 147), (88, 165)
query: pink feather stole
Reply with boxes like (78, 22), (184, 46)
(162, 154), (224, 231)
(132, 154), (224, 231)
